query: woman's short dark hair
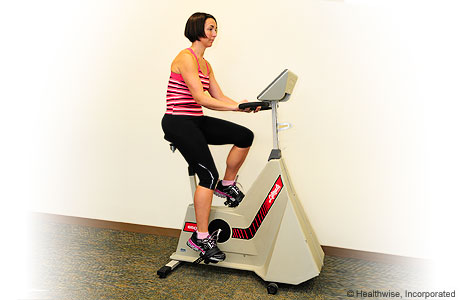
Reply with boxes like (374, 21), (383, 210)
(184, 12), (217, 43)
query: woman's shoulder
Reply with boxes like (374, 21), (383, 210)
(177, 49), (195, 60)
(172, 49), (196, 65)
(171, 49), (194, 73)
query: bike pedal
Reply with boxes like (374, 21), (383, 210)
(224, 198), (240, 208)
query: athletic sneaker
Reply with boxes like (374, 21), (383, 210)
(214, 179), (245, 207)
(186, 230), (226, 263)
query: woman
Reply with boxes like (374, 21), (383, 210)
(161, 12), (260, 263)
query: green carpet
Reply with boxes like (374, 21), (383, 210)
(30, 222), (428, 300)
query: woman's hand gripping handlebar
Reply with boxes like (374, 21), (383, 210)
(238, 101), (271, 113)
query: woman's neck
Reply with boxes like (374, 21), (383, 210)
(190, 42), (206, 59)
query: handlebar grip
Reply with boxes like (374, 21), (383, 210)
(238, 102), (271, 111)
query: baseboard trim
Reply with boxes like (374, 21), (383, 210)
(32, 212), (427, 266)
(320, 246), (425, 266)
(31, 212), (181, 238)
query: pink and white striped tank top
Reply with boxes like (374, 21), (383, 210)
(165, 48), (210, 116)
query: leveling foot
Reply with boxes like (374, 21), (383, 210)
(157, 260), (182, 279)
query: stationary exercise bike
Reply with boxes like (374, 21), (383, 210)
(157, 70), (324, 295)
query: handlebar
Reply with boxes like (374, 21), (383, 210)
(238, 101), (271, 111)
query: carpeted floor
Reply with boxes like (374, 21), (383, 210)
(29, 222), (428, 300)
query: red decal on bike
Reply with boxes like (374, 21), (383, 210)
(232, 175), (283, 240)
(183, 222), (197, 232)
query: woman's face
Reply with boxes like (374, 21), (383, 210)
(201, 18), (217, 47)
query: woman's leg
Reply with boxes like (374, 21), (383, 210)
(193, 186), (213, 233)
(200, 116), (254, 182)
(162, 115), (219, 233)
(162, 115), (225, 262)
(223, 146), (250, 181)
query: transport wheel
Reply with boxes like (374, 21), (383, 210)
(267, 282), (278, 295)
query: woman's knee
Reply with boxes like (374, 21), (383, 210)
(235, 128), (254, 148)
(196, 164), (219, 190)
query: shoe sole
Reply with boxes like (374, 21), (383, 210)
(214, 189), (234, 199)
(187, 239), (225, 263)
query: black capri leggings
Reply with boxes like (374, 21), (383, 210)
(162, 114), (254, 190)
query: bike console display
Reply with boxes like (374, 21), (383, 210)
(257, 69), (298, 102)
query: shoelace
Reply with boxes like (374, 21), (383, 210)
(203, 229), (221, 249)
(231, 175), (244, 193)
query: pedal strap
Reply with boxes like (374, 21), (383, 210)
(193, 256), (205, 264)
(192, 247), (222, 264)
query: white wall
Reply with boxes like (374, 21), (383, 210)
(7, 0), (459, 262)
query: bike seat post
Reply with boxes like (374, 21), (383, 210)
(168, 142), (196, 198)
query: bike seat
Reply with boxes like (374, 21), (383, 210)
(164, 135), (177, 153)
